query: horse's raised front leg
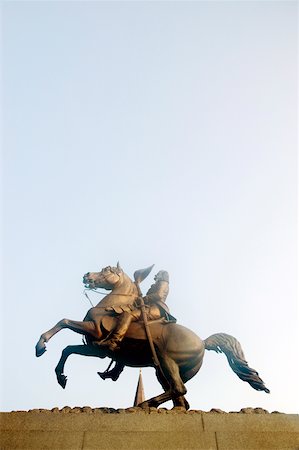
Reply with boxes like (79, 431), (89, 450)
(35, 319), (102, 357)
(55, 344), (104, 388)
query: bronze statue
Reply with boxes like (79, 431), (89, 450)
(35, 263), (270, 409)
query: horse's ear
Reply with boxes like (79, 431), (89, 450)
(116, 261), (122, 272)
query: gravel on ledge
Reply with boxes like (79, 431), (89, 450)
(3, 407), (286, 415)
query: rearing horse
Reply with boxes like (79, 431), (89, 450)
(35, 264), (270, 409)
(35, 263), (139, 356)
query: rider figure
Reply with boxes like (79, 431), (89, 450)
(143, 270), (174, 322)
(99, 270), (176, 352)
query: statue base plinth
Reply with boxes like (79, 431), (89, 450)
(1, 408), (298, 449)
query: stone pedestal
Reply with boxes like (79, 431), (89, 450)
(1, 408), (298, 449)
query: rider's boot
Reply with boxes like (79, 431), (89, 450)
(99, 312), (133, 351)
(98, 362), (125, 381)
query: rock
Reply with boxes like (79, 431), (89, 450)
(61, 406), (72, 413)
(254, 407), (269, 414)
(125, 407), (141, 413)
(81, 406), (92, 413)
(157, 408), (168, 414)
(171, 406), (187, 413)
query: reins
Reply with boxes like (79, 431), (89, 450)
(83, 288), (137, 308)
(83, 291), (95, 307)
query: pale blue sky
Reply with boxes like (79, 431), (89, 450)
(2, 1), (298, 413)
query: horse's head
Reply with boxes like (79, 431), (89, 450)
(83, 262), (123, 290)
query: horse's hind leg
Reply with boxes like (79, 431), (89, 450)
(160, 353), (187, 399)
(35, 319), (102, 357)
(155, 366), (189, 409)
(140, 353), (187, 409)
(55, 344), (103, 388)
(173, 395), (190, 409)
(139, 387), (188, 410)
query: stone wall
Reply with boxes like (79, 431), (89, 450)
(1, 407), (298, 449)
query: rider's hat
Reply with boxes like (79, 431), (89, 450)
(154, 270), (169, 282)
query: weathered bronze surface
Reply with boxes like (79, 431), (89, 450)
(35, 263), (270, 409)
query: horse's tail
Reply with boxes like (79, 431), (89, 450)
(204, 333), (270, 393)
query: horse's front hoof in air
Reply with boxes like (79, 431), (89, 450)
(35, 338), (47, 357)
(56, 372), (67, 389)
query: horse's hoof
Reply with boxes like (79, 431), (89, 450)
(138, 401), (150, 409)
(35, 340), (46, 357)
(57, 373), (67, 389)
(171, 406), (187, 412)
(184, 399), (190, 410)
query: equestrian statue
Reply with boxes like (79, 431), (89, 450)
(35, 263), (270, 409)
